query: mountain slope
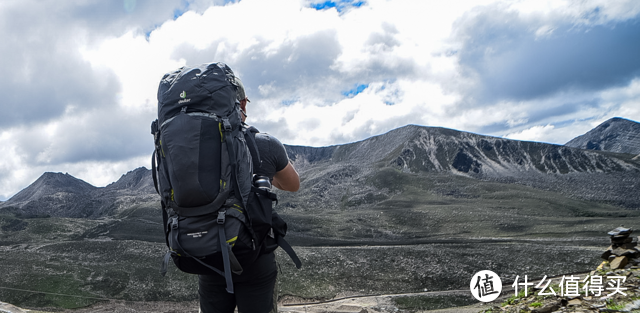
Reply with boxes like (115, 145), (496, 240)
(0, 168), (157, 218)
(8, 172), (96, 203)
(565, 117), (640, 155)
(1, 172), (97, 217)
(282, 124), (640, 215)
(287, 124), (640, 176)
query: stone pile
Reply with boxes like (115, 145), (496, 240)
(601, 226), (640, 270)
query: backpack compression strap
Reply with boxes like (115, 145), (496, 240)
(159, 211), (243, 294)
(151, 119), (160, 195)
(276, 235), (302, 269)
(252, 186), (302, 269)
(222, 118), (245, 207)
(151, 150), (159, 195)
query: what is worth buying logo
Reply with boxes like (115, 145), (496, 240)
(470, 270), (629, 303)
(470, 270), (502, 302)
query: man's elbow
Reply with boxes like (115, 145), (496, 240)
(273, 163), (300, 192)
(288, 180), (300, 192)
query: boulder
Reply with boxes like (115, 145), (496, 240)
(610, 256), (629, 270)
(608, 226), (632, 236)
(611, 247), (639, 258)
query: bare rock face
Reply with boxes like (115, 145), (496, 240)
(566, 117), (640, 155)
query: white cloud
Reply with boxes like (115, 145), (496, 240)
(504, 124), (556, 143)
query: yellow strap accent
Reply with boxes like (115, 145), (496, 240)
(219, 122), (224, 142)
(226, 236), (237, 244)
(171, 189), (174, 201)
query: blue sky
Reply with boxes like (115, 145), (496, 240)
(0, 0), (639, 200)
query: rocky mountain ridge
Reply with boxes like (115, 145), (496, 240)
(287, 123), (639, 176)
(0, 167), (156, 218)
(566, 117), (640, 155)
(2, 119), (640, 218)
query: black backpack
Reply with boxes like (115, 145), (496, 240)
(150, 62), (300, 294)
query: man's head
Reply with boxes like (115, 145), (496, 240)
(235, 76), (250, 123)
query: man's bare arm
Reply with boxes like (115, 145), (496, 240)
(272, 162), (299, 192)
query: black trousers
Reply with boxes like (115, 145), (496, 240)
(199, 252), (277, 313)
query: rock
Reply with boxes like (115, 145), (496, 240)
(601, 249), (612, 260)
(608, 226), (632, 236)
(0, 301), (28, 313)
(567, 299), (582, 306)
(611, 237), (633, 245)
(610, 256), (629, 269)
(611, 247), (639, 258)
(531, 300), (560, 313)
(621, 241), (638, 249)
(624, 299), (640, 311)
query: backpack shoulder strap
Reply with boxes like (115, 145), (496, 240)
(243, 125), (262, 172)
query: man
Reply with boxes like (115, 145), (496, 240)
(198, 76), (299, 313)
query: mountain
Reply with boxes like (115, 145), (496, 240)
(565, 117), (640, 155)
(8, 172), (96, 204)
(288, 124), (638, 175)
(284, 124), (640, 210)
(2, 123), (640, 220)
(104, 167), (155, 193)
(1, 172), (97, 217)
(0, 168), (157, 218)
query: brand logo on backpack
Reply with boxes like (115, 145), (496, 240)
(178, 90), (191, 104)
(187, 231), (208, 238)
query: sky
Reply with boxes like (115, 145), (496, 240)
(1, 0), (640, 200)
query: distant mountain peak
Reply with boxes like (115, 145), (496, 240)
(6, 172), (96, 204)
(105, 167), (153, 192)
(566, 117), (640, 155)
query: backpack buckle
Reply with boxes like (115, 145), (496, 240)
(170, 217), (178, 230)
(222, 118), (232, 131)
(217, 210), (226, 224)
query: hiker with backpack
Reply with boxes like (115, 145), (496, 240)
(198, 76), (300, 313)
(151, 62), (301, 313)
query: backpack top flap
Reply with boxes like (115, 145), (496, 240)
(157, 62), (238, 125)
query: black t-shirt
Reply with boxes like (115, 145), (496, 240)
(254, 133), (289, 179)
